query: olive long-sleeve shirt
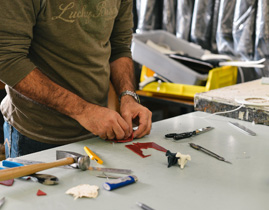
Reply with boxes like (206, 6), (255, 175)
(0, 0), (133, 143)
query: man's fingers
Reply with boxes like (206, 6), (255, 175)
(114, 118), (131, 139)
(133, 111), (152, 138)
(106, 129), (116, 140)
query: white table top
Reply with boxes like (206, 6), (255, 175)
(1, 111), (268, 210)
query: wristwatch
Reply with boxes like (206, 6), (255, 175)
(119, 90), (140, 104)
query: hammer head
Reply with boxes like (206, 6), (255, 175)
(56, 150), (90, 171)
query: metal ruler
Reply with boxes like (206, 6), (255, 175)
(229, 121), (256, 136)
(88, 167), (132, 175)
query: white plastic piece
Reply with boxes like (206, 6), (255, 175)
(146, 39), (183, 55)
(66, 184), (99, 200)
(235, 96), (269, 106)
(176, 152), (191, 169)
(201, 53), (233, 61)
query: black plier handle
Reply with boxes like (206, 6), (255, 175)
(165, 131), (196, 140)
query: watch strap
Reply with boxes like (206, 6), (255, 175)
(119, 90), (140, 104)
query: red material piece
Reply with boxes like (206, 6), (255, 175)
(37, 189), (47, 196)
(0, 179), (14, 186)
(106, 132), (134, 143)
(125, 142), (168, 158)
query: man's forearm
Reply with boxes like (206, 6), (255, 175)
(110, 57), (136, 95)
(13, 67), (133, 140)
(14, 68), (91, 120)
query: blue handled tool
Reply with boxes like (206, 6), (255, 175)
(1, 160), (59, 185)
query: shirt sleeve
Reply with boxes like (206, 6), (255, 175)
(109, 0), (134, 63)
(0, 0), (41, 87)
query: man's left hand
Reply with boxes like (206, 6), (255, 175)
(120, 96), (152, 139)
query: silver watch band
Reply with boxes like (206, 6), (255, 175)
(119, 90), (140, 104)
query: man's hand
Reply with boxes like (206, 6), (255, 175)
(120, 95), (152, 139)
(73, 104), (131, 140)
(14, 68), (133, 140)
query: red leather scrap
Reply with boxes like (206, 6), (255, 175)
(37, 189), (47, 196)
(106, 132), (134, 143)
(0, 179), (14, 186)
(125, 142), (167, 158)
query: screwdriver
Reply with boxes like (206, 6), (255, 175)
(189, 143), (232, 164)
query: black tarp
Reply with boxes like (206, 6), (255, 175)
(255, 0), (269, 77)
(216, 0), (237, 55)
(175, 0), (195, 40)
(136, 0), (163, 33)
(190, 0), (215, 51)
(163, 0), (177, 34)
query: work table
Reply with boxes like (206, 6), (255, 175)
(0, 111), (268, 209)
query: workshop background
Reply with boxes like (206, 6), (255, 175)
(132, 0), (268, 121)
(0, 0), (268, 159)
(133, 0), (268, 82)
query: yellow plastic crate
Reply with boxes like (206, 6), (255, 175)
(140, 65), (238, 100)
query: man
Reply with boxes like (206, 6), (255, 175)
(0, 0), (152, 158)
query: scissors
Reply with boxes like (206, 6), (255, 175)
(165, 126), (214, 140)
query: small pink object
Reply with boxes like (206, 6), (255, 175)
(37, 189), (47, 196)
(0, 179), (14, 186)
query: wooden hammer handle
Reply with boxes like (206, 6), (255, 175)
(0, 157), (74, 181)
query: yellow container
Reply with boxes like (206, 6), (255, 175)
(140, 65), (237, 100)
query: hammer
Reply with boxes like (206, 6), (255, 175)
(0, 150), (90, 182)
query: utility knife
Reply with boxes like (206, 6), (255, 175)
(165, 126), (214, 140)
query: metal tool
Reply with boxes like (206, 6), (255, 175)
(7, 157), (132, 175)
(229, 121), (256, 136)
(96, 172), (122, 179)
(165, 126), (214, 140)
(2, 160), (59, 185)
(137, 202), (155, 210)
(24, 173), (59, 185)
(88, 166), (132, 175)
(0, 197), (5, 208)
(189, 143), (232, 164)
(56, 150), (90, 169)
(0, 150), (90, 182)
